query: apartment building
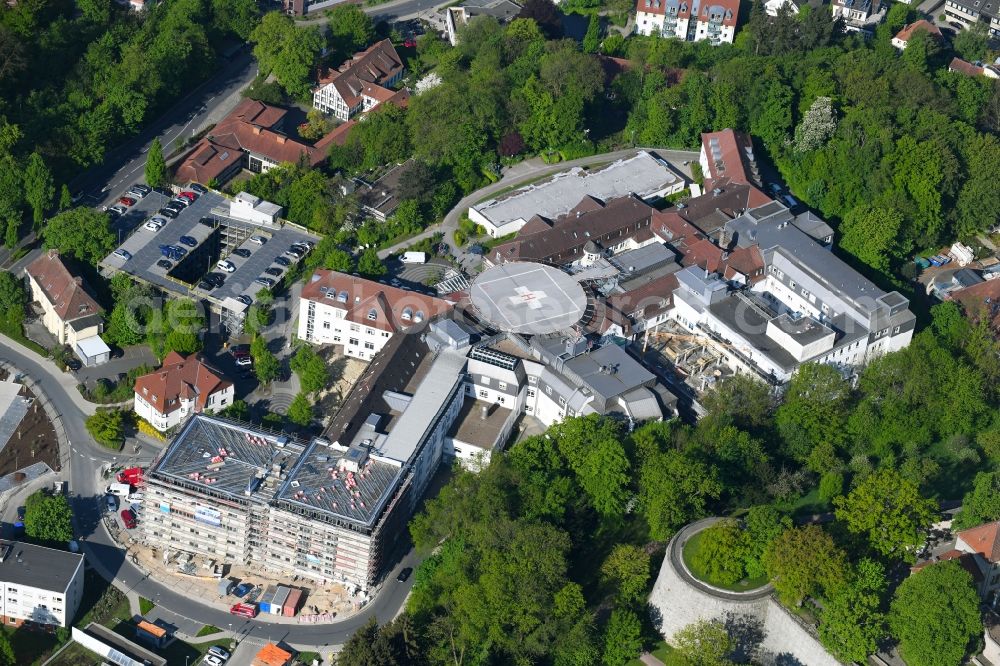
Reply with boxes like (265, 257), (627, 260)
(699, 129), (764, 191)
(831, 0), (884, 31)
(634, 0), (740, 43)
(953, 521), (1000, 603)
(0, 541), (84, 629)
(297, 270), (454, 361)
(943, 0), (1000, 37)
(312, 40), (406, 121)
(133, 352), (234, 432)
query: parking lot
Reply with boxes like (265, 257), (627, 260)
(99, 188), (319, 307)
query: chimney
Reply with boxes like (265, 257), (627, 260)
(276, 136), (286, 144)
(252, 126), (261, 135)
(480, 404), (489, 420)
(74, 276), (83, 285)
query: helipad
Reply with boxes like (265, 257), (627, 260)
(470, 262), (587, 334)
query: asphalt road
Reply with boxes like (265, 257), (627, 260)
(74, 0), (449, 209)
(0, 337), (420, 649)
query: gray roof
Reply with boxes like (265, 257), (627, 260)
(456, 0), (522, 18)
(0, 541), (83, 592)
(608, 243), (677, 276)
(151, 415), (306, 505)
(472, 151), (682, 229)
(563, 344), (655, 402)
(770, 312), (835, 345)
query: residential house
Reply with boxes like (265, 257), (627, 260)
(699, 129), (764, 191)
(297, 270), (455, 360)
(945, 277), (1000, 335)
(357, 160), (411, 221)
(0, 540), (84, 628)
(634, 0), (740, 44)
(175, 100), (332, 186)
(312, 40), (406, 121)
(891, 19), (942, 48)
(943, 0), (1000, 38)
(949, 56), (1000, 78)
(445, 0), (523, 44)
(953, 521), (1000, 604)
(24, 250), (110, 366)
(133, 352), (234, 432)
(831, 0), (884, 31)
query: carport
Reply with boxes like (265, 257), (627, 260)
(76, 335), (111, 367)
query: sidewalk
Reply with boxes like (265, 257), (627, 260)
(0, 335), (98, 416)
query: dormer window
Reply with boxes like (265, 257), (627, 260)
(337, 291), (348, 303)
(367, 308), (377, 320)
(401, 307), (412, 321)
(414, 311), (425, 323)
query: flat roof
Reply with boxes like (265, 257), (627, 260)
(150, 415), (306, 505)
(470, 262), (587, 334)
(472, 151), (682, 227)
(0, 540), (83, 591)
(562, 343), (656, 400)
(76, 335), (111, 357)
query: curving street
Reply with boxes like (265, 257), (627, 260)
(0, 336), (418, 650)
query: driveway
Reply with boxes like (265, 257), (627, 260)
(377, 147), (699, 265)
(75, 345), (158, 388)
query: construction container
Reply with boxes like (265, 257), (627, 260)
(258, 585), (278, 614)
(282, 588), (302, 617)
(270, 586), (290, 615)
(218, 578), (235, 596)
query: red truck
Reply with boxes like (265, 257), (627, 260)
(230, 603), (258, 618)
(116, 467), (144, 485)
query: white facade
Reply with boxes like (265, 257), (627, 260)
(298, 299), (394, 361)
(764, 0), (799, 15)
(0, 545), (84, 629)
(230, 192), (282, 226)
(133, 384), (235, 432)
(634, 0), (738, 43)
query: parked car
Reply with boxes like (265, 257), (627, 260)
(273, 256), (291, 267)
(153, 186), (173, 197)
(231, 583), (253, 598)
(118, 196), (137, 207)
(236, 294), (252, 306)
(203, 653), (224, 666)
(229, 602), (258, 618)
(149, 215), (169, 227)
(249, 235), (267, 245)
(216, 260), (236, 273)
(158, 208), (179, 219)
(198, 216), (216, 228)
(284, 247), (304, 259)
(156, 259), (173, 270)
(189, 183), (208, 194)
(106, 495), (118, 511)
(66, 358), (81, 371)
(178, 235), (198, 247)
(263, 267), (283, 277)
(143, 221), (162, 232)
(126, 188), (146, 199)
(108, 204), (128, 216)
(168, 197), (190, 209)
(120, 509), (136, 529)
(396, 567), (413, 583)
(207, 646), (230, 661)
(113, 249), (132, 261)
(131, 183), (152, 195)
(232, 248), (251, 258)
(254, 277), (275, 287)
(204, 272), (225, 287)
(178, 191), (198, 202)
(235, 356), (252, 367)
(198, 280), (215, 291)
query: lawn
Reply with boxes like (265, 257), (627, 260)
(627, 640), (683, 666)
(41, 640), (103, 666)
(10, 627), (62, 666)
(110, 619), (234, 665)
(138, 597), (154, 615)
(75, 572), (132, 629)
(682, 530), (769, 592)
(196, 624), (222, 637)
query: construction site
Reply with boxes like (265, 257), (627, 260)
(639, 319), (740, 395)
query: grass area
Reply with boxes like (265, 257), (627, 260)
(627, 640), (682, 666)
(76, 571), (132, 629)
(138, 597), (154, 615)
(682, 529), (769, 592)
(0, 319), (48, 356)
(297, 651), (320, 664)
(196, 624), (222, 637)
(43, 640), (103, 666)
(110, 619), (233, 665)
(11, 628), (63, 666)
(775, 487), (829, 520)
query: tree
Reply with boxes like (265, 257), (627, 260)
(954, 471), (1000, 529)
(24, 490), (74, 544)
(889, 561), (981, 666)
(323, 248), (355, 272)
(396, 162), (437, 204)
(517, 0), (562, 38)
(775, 363), (851, 464)
(23, 152), (53, 228)
(0, 630), (12, 666)
(144, 138), (166, 189)
(86, 409), (126, 449)
(765, 525), (847, 605)
(639, 449), (721, 541)
(251, 336), (280, 385)
(41, 208), (116, 266)
(793, 96), (837, 152)
(673, 619), (734, 666)
(211, 0), (260, 40)
(58, 185), (72, 211)
(582, 15), (601, 54)
(953, 21), (988, 62)
(602, 609), (642, 666)
(833, 468), (937, 562)
(325, 4), (374, 59)
(220, 399), (249, 420)
(839, 204), (906, 274)
(251, 13), (324, 98)
(690, 519), (747, 586)
(551, 415), (632, 517)
(600, 544), (650, 604)
(742, 505), (791, 579)
(0, 271), (26, 326)
(819, 585), (885, 663)
(291, 346), (329, 395)
(287, 392), (313, 426)
(358, 248), (386, 278)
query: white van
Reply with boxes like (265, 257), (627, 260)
(106, 482), (131, 497)
(127, 492), (144, 504)
(217, 260), (236, 273)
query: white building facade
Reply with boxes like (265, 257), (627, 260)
(0, 541), (85, 629)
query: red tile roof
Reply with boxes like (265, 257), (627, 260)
(946, 278), (1000, 333)
(701, 130), (763, 190)
(316, 39), (403, 110)
(301, 270), (455, 332)
(175, 99), (330, 184)
(895, 19), (941, 43)
(958, 521), (1000, 563)
(25, 250), (103, 322)
(252, 643), (293, 666)
(607, 272), (679, 322)
(912, 549), (985, 583)
(133, 352), (232, 417)
(950, 57), (985, 77)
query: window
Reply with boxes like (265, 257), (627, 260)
(545, 386), (552, 395)
(364, 342), (375, 350)
(322, 322), (331, 329)
(893, 326), (900, 334)
(349, 338), (359, 346)
(333, 335), (341, 342)
(527, 388), (536, 398)
(481, 376), (490, 386)
(558, 397), (567, 407)
(498, 381), (507, 391)
(367, 308), (377, 320)
(479, 390), (489, 399)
